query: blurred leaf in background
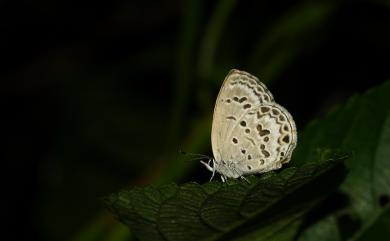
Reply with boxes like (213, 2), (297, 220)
(2, 0), (390, 241)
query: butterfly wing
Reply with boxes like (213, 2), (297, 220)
(211, 69), (275, 163)
(211, 69), (297, 175)
(233, 103), (297, 174)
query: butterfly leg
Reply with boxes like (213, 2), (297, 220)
(240, 176), (250, 184)
(209, 159), (216, 182)
(221, 175), (226, 182)
(209, 169), (215, 182)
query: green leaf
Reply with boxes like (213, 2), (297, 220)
(294, 80), (390, 240)
(354, 206), (390, 241)
(104, 156), (347, 241)
(298, 216), (341, 241)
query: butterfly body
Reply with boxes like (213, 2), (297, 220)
(206, 69), (297, 181)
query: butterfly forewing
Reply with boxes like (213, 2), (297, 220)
(211, 70), (274, 162)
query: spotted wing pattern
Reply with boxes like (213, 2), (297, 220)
(211, 69), (297, 176)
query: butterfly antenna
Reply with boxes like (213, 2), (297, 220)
(179, 150), (211, 160)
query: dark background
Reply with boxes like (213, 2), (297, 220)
(2, 0), (390, 241)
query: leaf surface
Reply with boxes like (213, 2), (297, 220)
(294, 80), (390, 240)
(105, 157), (347, 241)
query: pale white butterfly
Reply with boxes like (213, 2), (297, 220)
(201, 69), (297, 182)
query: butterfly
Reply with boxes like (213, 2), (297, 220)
(201, 69), (297, 182)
